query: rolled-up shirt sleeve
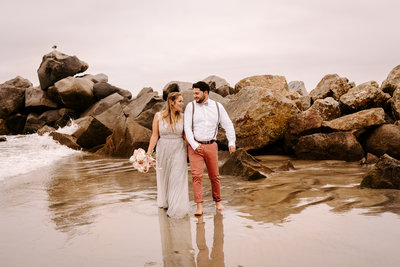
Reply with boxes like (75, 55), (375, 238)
(184, 102), (199, 151)
(218, 103), (236, 147)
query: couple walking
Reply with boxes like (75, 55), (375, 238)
(147, 81), (236, 218)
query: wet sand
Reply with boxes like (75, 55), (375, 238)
(1, 153), (400, 266)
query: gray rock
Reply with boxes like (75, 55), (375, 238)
(362, 124), (400, 159)
(295, 132), (364, 161)
(309, 97), (341, 121)
(299, 95), (312, 111)
(381, 65), (400, 96)
(361, 154), (400, 189)
(288, 81), (308, 96)
(203, 75), (233, 97)
(23, 110), (61, 134)
(234, 75), (289, 95)
(322, 108), (386, 132)
(135, 102), (165, 130)
(339, 81), (391, 112)
(0, 76), (32, 118)
(54, 77), (95, 111)
(220, 149), (273, 180)
(309, 74), (351, 101)
(79, 73), (108, 84)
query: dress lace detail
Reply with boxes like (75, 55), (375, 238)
(156, 112), (190, 218)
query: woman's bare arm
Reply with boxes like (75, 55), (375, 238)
(147, 113), (160, 155)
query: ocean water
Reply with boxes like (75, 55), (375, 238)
(0, 122), (82, 181)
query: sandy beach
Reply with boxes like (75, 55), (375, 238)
(1, 153), (400, 266)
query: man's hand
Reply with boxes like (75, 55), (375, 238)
(229, 145), (236, 154)
(196, 144), (204, 153)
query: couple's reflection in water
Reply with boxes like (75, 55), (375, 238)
(158, 209), (225, 267)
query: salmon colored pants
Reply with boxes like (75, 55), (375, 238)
(188, 142), (221, 203)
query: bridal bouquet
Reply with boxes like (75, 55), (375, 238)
(129, 148), (155, 173)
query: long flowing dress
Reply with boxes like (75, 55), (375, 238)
(156, 112), (191, 218)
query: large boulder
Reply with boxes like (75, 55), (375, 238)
(134, 101), (165, 130)
(136, 87), (154, 99)
(361, 154), (400, 189)
(322, 108), (386, 132)
(0, 76), (32, 118)
(224, 86), (300, 150)
(295, 132), (364, 161)
(92, 82), (132, 100)
(203, 75), (233, 96)
(339, 81), (391, 112)
(381, 65), (400, 96)
(284, 109), (323, 153)
(74, 116), (113, 149)
(362, 124), (400, 159)
(309, 74), (351, 101)
(54, 77), (95, 111)
(234, 75), (289, 95)
(308, 97), (341, 121)
(220, 149), (273, 180)
(288, 81), (308, 96)
(162, 81), (193, 100)
(5, 113), (26, 134)
(0, 119), (8, 135)
(123, 92), (164, 118)
(391, 88), (400, 120)
(37, 50), (88, 89)
(81, 93), (124, 118)
(96, 116), (152, 158)
(25, 86), (58, 113)
(23, 110), (61, 133)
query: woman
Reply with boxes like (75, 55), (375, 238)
(147, 92), (190, 218)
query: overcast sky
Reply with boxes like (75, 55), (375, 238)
(1, 0), (399, 95)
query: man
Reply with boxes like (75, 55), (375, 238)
(184, 81), (236, 216)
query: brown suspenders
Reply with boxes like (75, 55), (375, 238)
(191, 100), (220, 140)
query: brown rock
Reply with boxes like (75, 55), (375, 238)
(37, 50), (88, 89)
(54, 77), (95, 111)
(123, 92), (164, 118)
(275, 160), (296, 171)
(234, 75), (289, 95)
(361, 154), (400, 189)
(220, 149), (273, 180)
(23, 110), (61, 134)
(0, 119), (8, 135)
(96, 117), (152, 158)
(309, 97), (341, 121)
(79, 73), (108, 84)
(362, 124), (400, 159)
(0, 76), (32, 118)
(295, 132), (364, 161)
(391, 88), (400, 120)
(49, 132), (82, 151)
(81, 93), (124, 118)
(37, 125), (56, 136)
(203, 75), (233, 96)
(339, 81), (391, 112)
(309, 74), (351, 101)
(381, 65), (400, 96)
(359, 153), (379, 165)
(92, 82), (132, 100)
(322, 108), (386, 132)
(75, 117), (113, 149)
(135, 102), (165, 130)
(162, 81), (193, 101)
(224, 86), (300, 150)
(5, 113), (26, 134)
(288, 81), (308, 96)
(137, 87), (154, 99)
(25, 86), (58, 113)
(182, 90), (228, 111)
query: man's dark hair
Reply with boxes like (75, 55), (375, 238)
(192, 81), (210, 93)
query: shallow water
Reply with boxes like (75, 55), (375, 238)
(1, 153), (400, 266)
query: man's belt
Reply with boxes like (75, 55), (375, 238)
(196, 140), (216, 144)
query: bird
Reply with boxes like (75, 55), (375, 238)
(52, 45), (57, 50)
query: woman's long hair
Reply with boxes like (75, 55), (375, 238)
(162, 92), (183, 130)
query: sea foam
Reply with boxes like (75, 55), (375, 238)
(0, 121), (82, 181)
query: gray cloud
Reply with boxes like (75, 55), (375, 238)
(1, 0), (399, 95)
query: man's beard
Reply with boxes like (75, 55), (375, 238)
(196, 94), (206, 103)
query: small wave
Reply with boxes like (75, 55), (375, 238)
(0, 122), (82, 181)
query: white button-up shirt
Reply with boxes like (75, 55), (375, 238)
(184, 99), (236, 151)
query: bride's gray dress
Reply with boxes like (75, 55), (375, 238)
(156, 112), (190, 218)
